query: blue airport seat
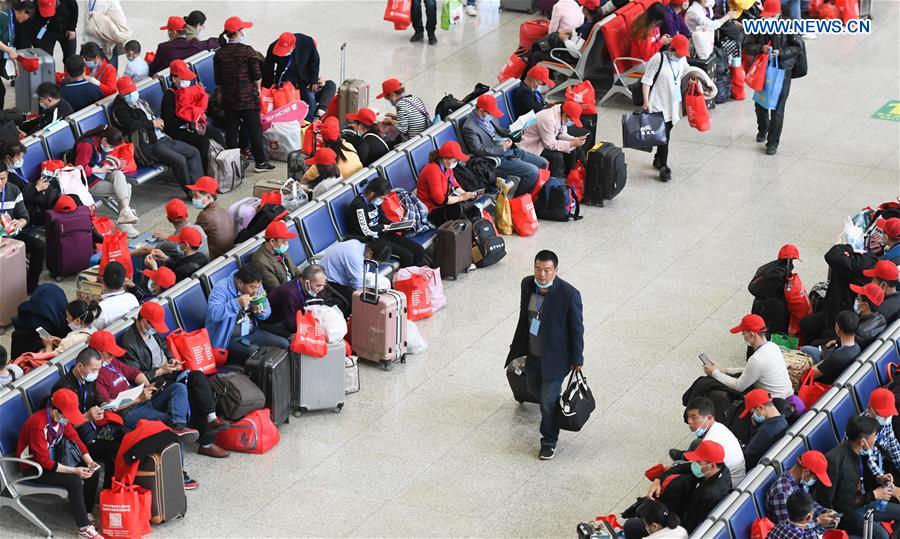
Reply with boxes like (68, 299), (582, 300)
(21, 137), (48, 183)
(848, 362), (880, 412)
(137, 79), (164, 116)
(759, 436), (792, 468)
(722, 493), (759, 539)
(171, 280), (209, 333)
(785, 410), (815, 438)
(68, 105), (108, 137)
(50, 346), (83, 375)
(746, 466), (778, 516)
(198, 258), (240, 296)
(325, 185), (356, 239)
(500, 82), (520, 122)
(41, 121), (76, 161)
(379, 152), (417, 192)
(691, 519), (715, 538)
(799, 412), (839, 454)
(872, 341), (899, 385)
(707, 521), (730, 539)
(428, 121), (459, 150)
(706, 491), (740, 523)
(832, 360), (863, 388)
(158, 300), (178, 338)
(772, 437), (805, 474)
(125, 165), (166, 185)
(299, 204), (340, 256)
(409, 229), (436, 247)
(352, 168), (380, 195)
(283, 220), (309, 267)
(189, 51), (216, 93)
(15, 366), (61, 413)
(229, 240), (263, 266)
(822, 388), (858, 441)
(408, 136), (436, 177)
(0, 391), (30, 456)
(492, 90), (514, 129)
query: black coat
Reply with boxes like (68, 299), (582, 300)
(110, 95), (160, 143)
(120, 324), (175, 382)
(37, 0), (78, 36)
(816, 440), (876, 534)
(507, 276), (584, 381)
(743, 31), (804, 74)
(261, 33), (319, 89)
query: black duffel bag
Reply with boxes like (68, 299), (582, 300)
(556, 369), (596, 431)
(209, 371), (266, 421)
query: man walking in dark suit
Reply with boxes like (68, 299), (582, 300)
(507, 250), (585, 460)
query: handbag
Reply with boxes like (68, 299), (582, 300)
(100, 475), (152, 539)
(381, 192), (406, 222)
(395, 266), (446, 312)
(107, 143), (137, 174)
(99, 230), (134, 279)
(494, 177), (514, 235)
(263, 120), (303, 162)
(215, 408), (280, 454)
(782, 348), (813, 392)
(621, 111), (667, 150)
(730, 63), (747, 100)
(784, 273), (812, 336)
(797, 369), (830, 408)
(746, 51), (769, 92)
(384, 0), (412, 30)
(57, 165), (95, 207)
(685, 81), (711, 132)
(441, 0), (464, 30)
(556, 369), (596, 431)
(393, 271), (433, 321)
(752, 55), (785, 111)
(566, 161), (586, 202)
(305, 304), (348, 344)
(750, 517), (774, 539)
(165, 328), (217, 375)
(509, 193), (539, 237)
(565, 81), (596, 115)
(123, 130), (154, 168)
(497, 48), (528, 83)
(290, 311), (328, 357)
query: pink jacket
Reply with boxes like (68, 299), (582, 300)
(549, 0), (586, 34)
(518, 104), (576, 155)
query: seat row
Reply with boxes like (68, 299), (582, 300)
(691, 320), (900, 538)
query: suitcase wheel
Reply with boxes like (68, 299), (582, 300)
(400, 354), (407, 364)
(292, 410), (302, 418)
(54, 275), (63, 282)
(333, 403), (344, 413)
(382, 362), (392, 372)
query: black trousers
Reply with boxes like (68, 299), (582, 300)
(32, 469), (99, 528)
(169, 126), (225, 176)
(150, 137), (204, 191)
(429, 203), (480, 227)
(755, 74), (792, 150)
(185, 371), (217, 445)
(36, 32), (77, 62)
(654, 121), (674, 168)
(85, 435), (121, 490)
(19, 228), (45, 294)
(540, 148), (583, 178)
(224, 108), (268, 165)
(383, 234), (427, 267)
(411, 0), (437, 34)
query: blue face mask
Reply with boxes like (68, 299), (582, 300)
(12, 158), (23, 169)
(752, 413), (766, 424)
(85, 60), (99, 69)
(125, 93), (139, 105)
(690, 462), (705, 478)
(372, 197), (384, 206)
(860, 440), (872, 456)
(534, 278), (554, 289)
(876, 414), (891, 427)
(274, 244), (289, 255)
(192, 197), (207, 210)
(563, 120), (574, 127)
(448, 160), (458, 169)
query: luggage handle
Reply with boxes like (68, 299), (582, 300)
(360, 258), (380, 305)
(340, 42), (347, 84)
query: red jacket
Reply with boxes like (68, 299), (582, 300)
(416, 161), (460, 212)
(86, 60), (117, 97)
(17, 408), (88, 472)
(631, 27), (663, 61)
(114, 419), (172, 480)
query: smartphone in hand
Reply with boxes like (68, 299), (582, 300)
(699, 353), (713, 366)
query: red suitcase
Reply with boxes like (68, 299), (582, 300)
(46, 206), (93, 278)
(0, 238), (27, 326)
(351, 260), (408, 370)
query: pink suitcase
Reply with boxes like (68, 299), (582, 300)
(228, 197), (260, 235)
(0, 238), (27, 326)
(351, 260), (408, 370)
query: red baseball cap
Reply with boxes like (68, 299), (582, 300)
(798, 451), (832, 487)
(139, 302), (169, 334)
(760, 0), (782, 17)
(850, 282), (885, 307)
(41, 159), (66, 176)
(476, 94), (503, 118)
(52, 389), (86, 427)
(526, 65), (555, 88)
(670, 34), (690, 57)
(321, 116), (340, 142)
(169, 59), (196, 81)
(89, 330), (126, 357)
(864, 260), (900, 282)
(165, 198), (188, 220)
(730, 313), (767, 334)
(53, 195), (77, 213)
(684, 440), (725, 464)
(265, 220), (298, 240)
(143, 267), (176, 290)
(437, 140), (469, 162)
(577, 0), (601, 10)
(273, 32), (296, 57)
(37, 0), (56, 18)
(346, 108), (377, 126)
(561, 101), (583, 127)
(305, 147), (337, 166)
(186, 176), (220, 195)
(376, 78), (403, 99)
(877, 218), (900, 240)
(116, 76), (137, 96)
(739, 389), (773, 418)
(160, 16), (186, 31)
(869, 388), (898, 417)
(778, 243), (800, 260)
(224, 16), (253, 33)
(167, 226), (203, 248)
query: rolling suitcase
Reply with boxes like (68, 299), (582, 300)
(46, 207), (93, 278)
(351, 260), (408, 370)
(584, 142), (626, 207)
(435, 220), (472, 280)
(134, 443), (186, 524)
(507, 357), (539, 403)
(501, 0), (536, 13)
(0, 238), (26, 326)
(245, 346), (292, 426)
(228, 196), (260, 234)
(337, 43), (369, 124)
(293, 341), (345, 414)
(14, 48), (55, 115)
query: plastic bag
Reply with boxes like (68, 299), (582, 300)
(407, 320), (428, 354)
(306, 304), (348, 344)
(441, 0), (464, 30)
(291, 311), (328, 357)
(384, 0), (412, 29)
(841, 216), (865, 252)
(263, 120), (303, 162)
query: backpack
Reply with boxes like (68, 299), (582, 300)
(471, 217), (506, 268)
(124, 129), (154, 167)
(286, 150), (309, 181)
(215, 408), (280, 454)
(792, 36), (808, 79)
(234, 203), (287, 244)
(208, 371), (266, 420)
(748, 259), (791, 299)
(460, 83), (491, 103)
(534, 178), (582, 222)
(434, 94), (464, 121)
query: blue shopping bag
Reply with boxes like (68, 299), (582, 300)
(752, 56), (785, 111)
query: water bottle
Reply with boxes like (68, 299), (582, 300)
(876, 482), (892, 512)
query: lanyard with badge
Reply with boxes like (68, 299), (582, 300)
(277, 55), (292, 87)
(666, 53), (681, 104)
(105, 362), (129, 388)
(438, 162), (456, 202)
(530, 291), (546, 336)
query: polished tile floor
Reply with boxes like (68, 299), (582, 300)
(2, 0), (899, 537)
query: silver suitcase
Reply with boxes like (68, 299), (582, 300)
(15, 48), (55, 115)
(294, 341), (346, 415)
(337, 43), (369, 124)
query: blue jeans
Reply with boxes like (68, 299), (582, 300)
(801, 345), (823, 364)
(851, 501), (900, 539)
(785, 0), (801, 19)
(498, 148), (548, 194)
(124, 383), (190, 429)
(467, 0), (476, 5)
(412, 0), (437, 33)
(228, 328), (291, 364)
(524, 355), (564, 449)
(301, 81), (337, 121)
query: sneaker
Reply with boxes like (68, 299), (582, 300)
(254, 162), (276, 173)
(183, 471), (199, 490)
(410, 31), (424, 43)
(466, 4), (477, 16)
(87, 513), (96, 526)
(755, 131), (767, 143)
(117, 207), (138, 224)
(78, 525), (104, 539)
(170, 424), (199, 444)
(539, 446), (556, 460)
(428, 34), (438, 45)
(668, 448), (685, 462)
(117, 222), (140, 239)
(765, 145), (778, 155)
(658, 166), (672, 182)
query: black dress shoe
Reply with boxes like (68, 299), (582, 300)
(428, 34), (437, 45)
(765, 145), (778, 155)
(652, 153), (662, 170)
(410, 32), (424, 42)
(756, 131), (767, 143)
(659, 166), (672, 182)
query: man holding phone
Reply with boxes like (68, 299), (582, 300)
(766, 450), (838, 530)
(518, 100), (587, 179)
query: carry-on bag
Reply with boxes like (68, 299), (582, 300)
(435, 219), (473, 280)
(133, 443), (186, 524)
(228, 197), (260, 233)
(507, 357), (539, 403)
(351, 259), (408, 370)
(46, 206), (94, 278)
(14, 48), (55, 115)
(208, 371), (266, 421)
(621, 112), (668, 150)
(76, 265), (104, 304)
(0, 238), (27, 326)
(244, 346), (292, 426)
(293, 341), (346, 415)
(215, 408), (280, 454)
(337, 43), (369, 123)
(556, 369), (596, 431)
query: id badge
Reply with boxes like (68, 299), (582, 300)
(239, 316), (250, 337)
(36, 24), (48, 40)
(671, 82), (682, 104)
(529, 318), (540, 336)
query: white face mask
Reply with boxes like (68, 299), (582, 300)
(84, 370), (99, 383)
(179, 80), (191, 88)
(447, 160), (458, 169)
(705, 0), (715, 8)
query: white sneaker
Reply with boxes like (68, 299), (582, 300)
(117, 207), (139, 224)
(466, 4), (477, 16)
(118, 222), (140, 238)
(78, 525), (104, 539)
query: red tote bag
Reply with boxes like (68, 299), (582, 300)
(165, 329), (217, 375)
(797, 369), (830, 408)
(685, 81), (710, 132)
(291, 311), (328, 357)
(497, 49), (528, 83)
(746, 52), (769, 91)
(750, 517), (774, 539)
(107, 143), (138, 174)
(394, 272), (433, 321)
(100, 476), (152, 538)
(566, 161), (586, 202)
(784, 273), (812, 336)
(565, 81), (596, 115)
(731, 65), (746, 100)
(381, 192), (406, 223)
(384, 0), (412, 30)
(509, 193), (540, 236)
(99, 230), (134, 280)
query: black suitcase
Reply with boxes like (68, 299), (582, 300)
(584, 142), (626, 207)
(435, 220), (473, 280)
(134, 442), (186, 524)
(245, 346), (292, 426)
(859, 0), (871, 18)
(506, 357), (539, 404)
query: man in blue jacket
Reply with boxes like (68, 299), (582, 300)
(205, 263), (290, 364)
(506, 250), (584, 460)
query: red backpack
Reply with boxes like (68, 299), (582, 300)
(216, 409), (280, 454)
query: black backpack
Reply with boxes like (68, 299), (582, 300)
(471, 218), (506, 268)
(747, 259), (791, 299)
(534, 178), (582, 222)
(234, 203), (286, 244)
(434, 94), (465, 121)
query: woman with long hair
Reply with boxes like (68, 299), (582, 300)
(631, 2), (673, 60)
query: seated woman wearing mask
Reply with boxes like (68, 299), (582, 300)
(347, 178), (426, 268)
(44, 300), (101, 354)
(416, 141), (480, 226)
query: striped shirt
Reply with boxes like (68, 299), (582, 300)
(1, 184), (27, 222)
(394, 95), (431, 137)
